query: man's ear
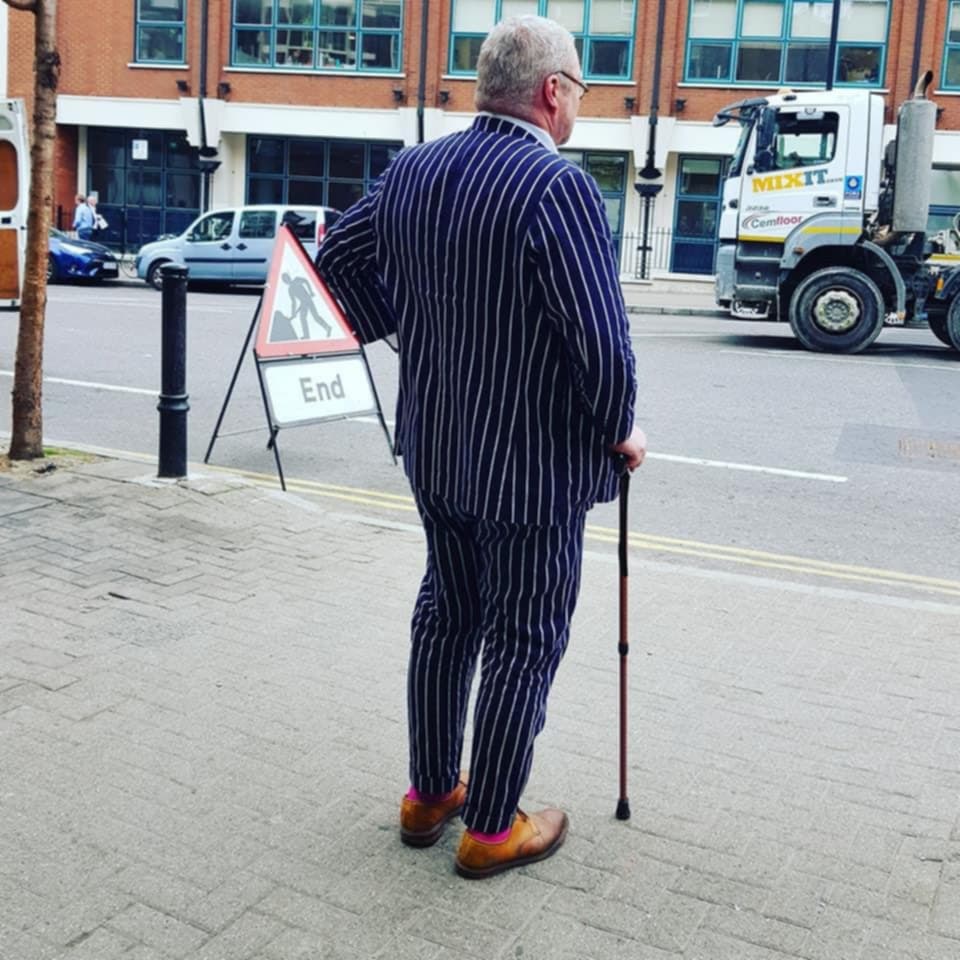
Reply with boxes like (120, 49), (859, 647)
(542, 72), (561, 110)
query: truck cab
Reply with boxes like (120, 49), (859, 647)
(713, 81), (960, 354)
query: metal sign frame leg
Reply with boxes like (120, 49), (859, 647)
(254, 357), (287, 491)
(359, 343), (396, 464)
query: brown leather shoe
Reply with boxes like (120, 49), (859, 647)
(454, 808), (568, 879)
(399, 776), (468, 847)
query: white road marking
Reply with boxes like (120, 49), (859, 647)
(2, 390), (848, 483)
(0, 371), (156, 396)
(46, 294), (242, 314)
(646, 451), (847, 482)
(720, 348), (959, 372)
(630, 332), (714, 338)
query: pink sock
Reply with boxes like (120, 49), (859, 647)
(406, 785), (453, 803)
(467, 826), (512, 844)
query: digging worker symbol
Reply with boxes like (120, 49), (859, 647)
(277, 270), (332, 340)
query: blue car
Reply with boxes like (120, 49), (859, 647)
(48, 228), (119, 283)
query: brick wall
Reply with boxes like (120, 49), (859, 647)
(3, 0), (957, 222)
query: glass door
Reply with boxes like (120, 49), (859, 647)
(671, 156), (726, 275)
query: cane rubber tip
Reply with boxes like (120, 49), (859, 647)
(616, 799), (631, 821)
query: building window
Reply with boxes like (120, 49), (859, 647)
(685, 0), (888, 86)
(449, 0), (635, 80)
(943, 3), (960, 88)
(247, 136), (403, 210)
(135, 0), (187, 63)
(231, 0), (403, 71)
(560, 150), (626, 240)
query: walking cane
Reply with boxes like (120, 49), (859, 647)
(615, 457), (631, 821)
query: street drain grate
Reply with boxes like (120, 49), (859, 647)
(898, 436), (960, 463)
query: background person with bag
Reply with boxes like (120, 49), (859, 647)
(72, 193), (95, 240)
(88, 194), (108, 240)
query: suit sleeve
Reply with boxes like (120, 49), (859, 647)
(529, 167), (637, 447)
(314, 178), (398, 344)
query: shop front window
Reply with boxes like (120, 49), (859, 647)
(87, 128), (201, 250)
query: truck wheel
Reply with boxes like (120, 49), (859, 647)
(945, 295), (960, 352)
(927, 312), (953, 348)
(788, 267), (884, 354)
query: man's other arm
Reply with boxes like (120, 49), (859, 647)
(531, 167), (638, 451)
(315, 184), (398, 344)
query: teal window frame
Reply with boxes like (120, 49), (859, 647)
(684, 0), (890, 88)
(560, 149), (627, 240)
(231, 0), (404, 73)
(448, 0), (636, 81)
(943, 1), (960, 89)
(246, 136), (403, 210)
(135, 0), (187, 64)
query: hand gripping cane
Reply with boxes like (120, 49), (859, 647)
(615, 458), (631, 821)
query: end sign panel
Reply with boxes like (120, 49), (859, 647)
(261, 355), (378, 428)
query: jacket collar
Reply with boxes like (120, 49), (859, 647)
(472, 113), (557, 153)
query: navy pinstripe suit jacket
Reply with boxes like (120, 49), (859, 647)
(317, 114), (637, 524)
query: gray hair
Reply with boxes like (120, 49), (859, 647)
(475, 16), (579, 117)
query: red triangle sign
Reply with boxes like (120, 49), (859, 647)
(254, 224), (359, 359)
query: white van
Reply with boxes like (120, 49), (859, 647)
(134, 204), (340, 289)
(0, 99), (29, 307)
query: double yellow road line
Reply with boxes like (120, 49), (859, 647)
(586, 525), (960, 599)
(217, 466), (960, 601)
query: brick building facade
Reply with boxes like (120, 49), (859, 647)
(2, 0), (959, 275)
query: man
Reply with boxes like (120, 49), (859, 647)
(73, 193), (95, 240)
(317, 15), (646, 879)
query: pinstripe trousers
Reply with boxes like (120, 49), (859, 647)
(409, 487), (587, 834)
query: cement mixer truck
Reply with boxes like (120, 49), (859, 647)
(712, 72), (960, 354)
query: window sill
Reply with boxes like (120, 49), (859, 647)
(677, 81), (889, 93)
(933, 88), (960, 96)
(224, 66), (405, 77)
(127, 62), (189, 70)
(440, 73), (636, 86)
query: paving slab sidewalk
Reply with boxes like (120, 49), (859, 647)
(621, 281), (725, 317)
(1, 455), (959, 960)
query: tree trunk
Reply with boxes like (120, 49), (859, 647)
(8, 0), (58, 460)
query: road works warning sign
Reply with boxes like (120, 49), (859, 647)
(254, 225), (379, 428)
(205, 224), (393, 487)
(254, 224), (359, 359)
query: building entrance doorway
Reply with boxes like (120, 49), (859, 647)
(671, 155), (726, 275)
(87, 128), (201, 251)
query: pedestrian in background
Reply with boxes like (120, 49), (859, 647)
(87, 194), (107, 241)
(72, 193), (94, 240)
(317, 15), (646, 879)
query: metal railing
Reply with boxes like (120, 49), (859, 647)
(615, 229), (674, 279)
(616, 229), (721, 280)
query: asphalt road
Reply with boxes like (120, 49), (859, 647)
(2, 280), (958, 605)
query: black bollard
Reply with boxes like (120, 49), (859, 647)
(157, 263), (190, 478)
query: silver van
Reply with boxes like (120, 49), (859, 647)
(134, 204), (340, 289)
